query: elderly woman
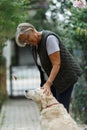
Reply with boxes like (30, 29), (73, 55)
(15, 23), (82, 112)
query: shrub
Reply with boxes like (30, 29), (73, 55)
(71, 77), (87, 124)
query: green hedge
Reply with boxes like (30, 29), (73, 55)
(72, 78), (87, 124)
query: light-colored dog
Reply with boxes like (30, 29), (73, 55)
(25, 89), (79, 130)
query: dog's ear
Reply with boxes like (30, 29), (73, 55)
(40, 93), (48, 109)
(32, 89), (43, 111)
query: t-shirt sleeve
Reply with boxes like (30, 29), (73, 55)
(46, 35), (60, 55)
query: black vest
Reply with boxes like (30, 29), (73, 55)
(32, 30), (82, 93)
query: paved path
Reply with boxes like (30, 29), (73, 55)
(0, 99), (87, 130)
(0, 99), (40, 130)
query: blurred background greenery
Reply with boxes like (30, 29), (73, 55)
(0, 0), (87, 124)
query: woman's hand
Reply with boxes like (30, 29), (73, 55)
(41, 81), (52, 96)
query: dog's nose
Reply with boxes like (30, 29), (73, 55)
(25, 90), (28, 93)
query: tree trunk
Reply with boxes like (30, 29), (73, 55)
(0, 59), (7, 96)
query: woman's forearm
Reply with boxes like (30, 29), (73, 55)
(47, 64), (60, 86)
(46, 51), (61, 86)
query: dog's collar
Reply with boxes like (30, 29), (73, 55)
(46, 103), (58, 109)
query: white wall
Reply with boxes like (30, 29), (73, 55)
(3, 40), (14, 68)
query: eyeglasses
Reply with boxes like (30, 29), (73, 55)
(17, 27), (33, 35)
(18, 28), (32, 44)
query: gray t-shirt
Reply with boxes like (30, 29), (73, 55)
(46, 35), (60, 55)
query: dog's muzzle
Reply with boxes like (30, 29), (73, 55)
(25, 90), (28, 93)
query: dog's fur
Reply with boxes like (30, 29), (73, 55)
(25, 89), (79, 130)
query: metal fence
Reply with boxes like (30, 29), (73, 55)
(7, 65), (40, 97)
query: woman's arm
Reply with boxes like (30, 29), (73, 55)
(47, 51), (61, 84)
(42, 51), (61, 95)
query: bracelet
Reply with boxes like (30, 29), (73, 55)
(47, 79), (53, 86)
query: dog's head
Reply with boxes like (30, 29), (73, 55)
(25, 88), (58, 111)
(25, 89), (43, 111)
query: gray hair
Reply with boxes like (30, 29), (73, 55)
(15, 23), (35, 47)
